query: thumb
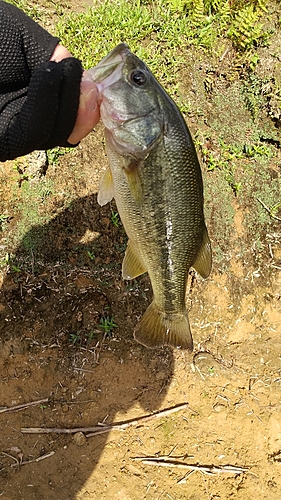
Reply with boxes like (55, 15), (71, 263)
(80, 78), (99, 112)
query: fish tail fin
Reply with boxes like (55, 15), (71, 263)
(134, 301), (193, 350)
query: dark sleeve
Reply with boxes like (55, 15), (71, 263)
(0, 1), (60, 92)
(0, 2), (82, 161)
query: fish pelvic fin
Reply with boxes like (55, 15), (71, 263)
(122, 240), (147, 279)
(97, 167), (115, 206)
(192, 225), (212, 279)
(134, 301), (193, 350)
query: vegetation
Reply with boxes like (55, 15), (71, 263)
(3, 0), (281, 271)
(54, 0), (273, 85)
(68, 316), (118, 345)
(99, 316), (118, 337)
(0, 214), (9, 232)
(110, 210), (120, 228)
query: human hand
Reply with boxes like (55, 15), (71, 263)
(50, 45), (100, 145)
(0, 2), (99, 161)
(67, 70), (100, 145)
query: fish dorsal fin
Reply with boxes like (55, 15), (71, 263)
(122, 240), (147, 279)
(124, 159), (144, 207)
(192, 226), (212, 279)
(97, 167), (115, 206)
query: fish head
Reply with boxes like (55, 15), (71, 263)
(89, 44), (164, 157)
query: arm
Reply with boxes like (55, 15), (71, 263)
(0, 2), (99, 161)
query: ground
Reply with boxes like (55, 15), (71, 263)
(0, 1), (281, 499)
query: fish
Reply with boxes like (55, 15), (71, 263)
(89, 43), (212, 350)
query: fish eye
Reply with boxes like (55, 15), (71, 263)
(130, 69), (147, 87)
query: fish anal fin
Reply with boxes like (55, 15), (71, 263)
(134, 301), (193, 350)
(97, 167), (114, 206)
(193, 226), (212, 279)
(122, 241), (147, 279)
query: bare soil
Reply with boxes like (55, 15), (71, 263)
(1, 2), (281, 499)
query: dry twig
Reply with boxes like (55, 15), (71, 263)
(0, 398), (49, 414)
(10, 451), (55, 469)
(132, 456), (248, 479)
(21, 402), (191, 437)
(0, 451), (21, 469)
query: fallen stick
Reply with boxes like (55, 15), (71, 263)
(0, 398), (49, 414)
(0, 451), (21, 467)
(132, 457), (248, 476)
(21, 425), (108, 435)
(10, 451), (55, 469)
(21, 402), (190, 436)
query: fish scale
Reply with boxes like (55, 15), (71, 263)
(89, 43), (212, 349)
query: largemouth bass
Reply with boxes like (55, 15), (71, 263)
(90, 43), (212, 350)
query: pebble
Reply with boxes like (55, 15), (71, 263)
(73, 432), (87, 446)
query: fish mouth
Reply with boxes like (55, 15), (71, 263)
(88, 43), (130, 96)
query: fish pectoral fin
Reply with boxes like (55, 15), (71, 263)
(122, 241), (147, 279)
(134, 302), (193, 350)
(97, 167), (115, 206)
(124, 159), (144, 207)
(192, 226), (212, 279)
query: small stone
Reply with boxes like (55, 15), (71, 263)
(155, 370), (166, 381)
(213, 403), (227, 413)
(26, 150), (48, 181)
(77, 311), (83, 321)
(73, 432), (87, 446)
